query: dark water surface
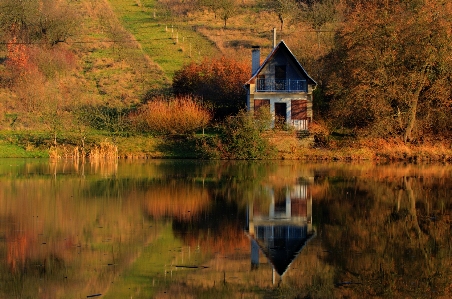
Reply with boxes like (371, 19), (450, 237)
(1, 159), (451, 298)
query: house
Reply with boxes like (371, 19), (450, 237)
(246, 182), (316, 283)
(244, 41), (317, 131)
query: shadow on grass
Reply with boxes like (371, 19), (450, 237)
(155, 135), (199, 159)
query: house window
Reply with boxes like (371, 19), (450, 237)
(254, 99), (270, 115)
(257, 75), (266, 91)
(275, 65), (286, 90)
(291, 100), (307, 120)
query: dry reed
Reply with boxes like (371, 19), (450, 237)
(88, 141), (118, 161)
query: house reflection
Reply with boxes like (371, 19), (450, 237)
(246, 179), (316, 283)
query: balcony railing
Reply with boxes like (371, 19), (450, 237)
(256, 79), (307, 92)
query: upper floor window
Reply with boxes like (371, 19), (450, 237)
(275, 65), (286, 80)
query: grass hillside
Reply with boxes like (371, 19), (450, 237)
(0, 0), (325, 157)
(2, 0), (451, 162)
(107, 0), (222, 79)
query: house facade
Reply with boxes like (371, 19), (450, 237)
(244, 41), (317, 131)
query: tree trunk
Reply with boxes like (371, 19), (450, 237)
(404, 176), (422, 237)
(278, 14), (284, 31)
(403, 93), (419, 143)
(403, 67), (429, 143)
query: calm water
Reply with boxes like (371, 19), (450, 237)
(1, 159), (451, 298)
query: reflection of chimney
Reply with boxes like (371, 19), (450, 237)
(251, 46), (260, 75)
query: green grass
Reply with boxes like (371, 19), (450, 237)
(0, 139), (49, 158)
(107, 0), (220, 79)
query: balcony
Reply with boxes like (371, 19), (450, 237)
(256, 79), (307, 92)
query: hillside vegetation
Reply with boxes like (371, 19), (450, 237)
(1, 0), (452, 160)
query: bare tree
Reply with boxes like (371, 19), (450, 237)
(0, 0), (78, 45)
(261, 0), (298, 31)
(217, 0), (238, 28)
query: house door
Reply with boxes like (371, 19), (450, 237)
(274, 102), (287, 128)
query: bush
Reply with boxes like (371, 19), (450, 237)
(76, 105), (132, 133)
(172, 57), (250, 120)
(197, 110), (276, 159)
(130, 95), (211, 135)
(310, 121), (330, 148)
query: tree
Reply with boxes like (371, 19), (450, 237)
(0, 0), (78, 46)
(260, 0), (299, 31)
(172, 56), (251, 119)
(198, 0), (238, 28)
(300, 0), (338, 31)
(217, 0), (237, 28)
(325, 0), (452, 141)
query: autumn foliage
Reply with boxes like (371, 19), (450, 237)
(324, 0), (452, 142)
(6, 35), (30, 74)
(143, 184), (211, 220)
(172, 57), (251, 119)
(130, 95), (212, 135)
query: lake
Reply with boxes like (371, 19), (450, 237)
(0, 159), (451, 298)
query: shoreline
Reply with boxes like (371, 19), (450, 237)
(1, 132), (451, 162)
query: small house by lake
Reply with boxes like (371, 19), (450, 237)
(244, 41), (316, 131)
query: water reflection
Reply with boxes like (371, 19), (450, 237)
(247, 181), (315, 284)
(1, 159), (452, 298)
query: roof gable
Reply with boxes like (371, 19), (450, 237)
(245, 40), (316, 86)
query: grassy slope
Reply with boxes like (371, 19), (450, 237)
(107, 0), (221, 79)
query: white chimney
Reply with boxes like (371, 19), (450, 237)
(251, 46), (260, 75)
(273, 28), (277, 48)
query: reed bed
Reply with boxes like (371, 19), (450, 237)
(88, 141), (118, 161)
(49, 145), (85, 160)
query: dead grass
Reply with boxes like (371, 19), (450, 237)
(89, 140), (118, 160)
(264, 132), (452, 162)
(362, 138), (452, 162)
(49, 145), (84, 160)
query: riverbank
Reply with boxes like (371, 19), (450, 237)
(1, 130), (451, 162)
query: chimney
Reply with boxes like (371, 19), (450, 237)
(251, 46), (260, 75)
(273, 28), (277, 48)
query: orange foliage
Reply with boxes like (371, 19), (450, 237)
(7, 234), (31, 273)
(144, 185), (210, 220)
(131, 95), (211, 135)
(172, 56), (251, 119)
(6, 35), (30, 74)
(180, 224), (249, 255)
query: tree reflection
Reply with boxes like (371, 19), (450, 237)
(317, 166), (452, 298)
(1, 160), (452, 298)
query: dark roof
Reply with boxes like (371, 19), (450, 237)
(253, 225), (316, 277)
(245, 40), (317, 86)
